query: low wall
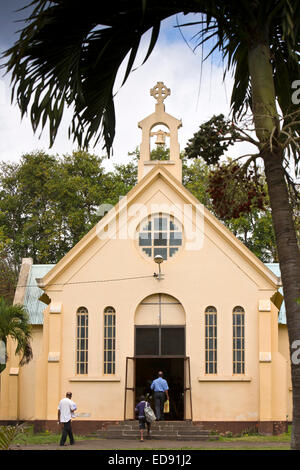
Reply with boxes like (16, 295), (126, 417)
(194, 420), (289, 435)
(0, 420), (290, 436)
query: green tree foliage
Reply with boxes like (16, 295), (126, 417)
(207, 162), (265, 220)
(131, 143), (172, 162)
(0, 256), (18, 305)
(150, 145), (170, 161)
(0, 147), (279, 298)
(3, 0), (300, 448)
(106, 161), (138, 206)
(182, 157), (278, 262)
(0, 228), (18, 303)
(185, 115), (240, 165)
(0, 297), (33, 373)
(226, 208), (278, 263)
(0, 150), (137, 269)
(182, 157), (213, 209)
(184, 114), (300, 260)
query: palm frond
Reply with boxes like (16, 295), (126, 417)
(0, 297), (33, 368)
(2, 0), (300, 154)
(2, 0), (182, 155)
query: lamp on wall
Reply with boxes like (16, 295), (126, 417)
(153, 255), (164, 280)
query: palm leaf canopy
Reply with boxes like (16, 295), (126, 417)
(2, 0), (300, 155)
(0, 297), (33, 367)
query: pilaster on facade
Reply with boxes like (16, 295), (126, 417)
(258, 300), (288, 422)
(46, 302), (63, 419)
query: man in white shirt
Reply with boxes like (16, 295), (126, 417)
(58, 392), (77, 446)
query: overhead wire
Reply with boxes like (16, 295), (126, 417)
(16, 274), (157, 289)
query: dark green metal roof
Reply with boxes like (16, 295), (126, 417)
(23, 264), (56, 324)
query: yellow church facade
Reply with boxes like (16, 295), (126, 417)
(0, 83), (292, 434)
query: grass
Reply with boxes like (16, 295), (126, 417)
(12, 425), (93, 446)
(220, 434), (291, 442)
(217, 425), (291, 443)
(6, 424), (292, 450)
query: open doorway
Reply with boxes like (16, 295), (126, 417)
(135, 357), (184, 420)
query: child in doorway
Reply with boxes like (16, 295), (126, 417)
(135, 395), (151, 441)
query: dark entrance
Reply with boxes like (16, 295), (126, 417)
(135, 357), (184, 420)
(128, 294), (191, 421)
(134, 325), (186, 420)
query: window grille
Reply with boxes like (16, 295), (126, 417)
(205, 306), (217, 374)
(233, 306), (245, 374)
(104, 307), (116, 374)
(138, 213), (182, 260)
(76, 307), (88, 374)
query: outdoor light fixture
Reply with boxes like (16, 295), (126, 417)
(154, 255), (164, 280)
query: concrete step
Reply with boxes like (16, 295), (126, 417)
(93, 421), (219, 441)
(105, 424), (203, 431)
(177, 429), (212, 435)
(109, 421), (202, 429)
(126, 419), (194, 426)
(125, 431), (213, 438)
(121, 430), (179, 437)
(104, 428), (205, 434)
(93, 431), (218, 441)
(123, 420), (194, 426)
(175, 435), (219, 441)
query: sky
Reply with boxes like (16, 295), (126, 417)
(0, 0), (255, 172)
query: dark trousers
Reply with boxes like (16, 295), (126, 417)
(60, 420), (74, 445)
(154, 391), (165, 421)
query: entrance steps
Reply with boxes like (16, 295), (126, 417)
(94, 421), (219, 441)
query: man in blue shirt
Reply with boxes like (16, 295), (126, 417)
(150, 371), (169, 421)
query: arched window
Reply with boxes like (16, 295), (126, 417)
(205, 306), (217, 374)
(76, 307), (88, 375)
(104, 307), (116, 374)
(233, 306), (245, 374)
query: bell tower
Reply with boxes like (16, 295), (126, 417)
(137, 82), (182, 182)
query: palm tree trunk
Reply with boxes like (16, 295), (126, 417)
(264, 151), (300, 449)
(248, 39), (300, 449)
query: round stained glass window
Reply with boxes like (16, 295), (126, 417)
(138, 214), (183, 261)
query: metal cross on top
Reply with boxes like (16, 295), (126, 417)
(150, 81), (171, 104)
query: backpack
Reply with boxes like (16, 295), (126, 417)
(144, 402), (156, 423)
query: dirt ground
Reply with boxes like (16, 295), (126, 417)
(10, 438), (290, 450)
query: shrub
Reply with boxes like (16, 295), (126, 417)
(0, 423), (29, 450)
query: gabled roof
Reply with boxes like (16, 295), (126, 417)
(38, 164), (280, 290)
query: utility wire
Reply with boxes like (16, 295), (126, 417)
(16, 274), (157, 289)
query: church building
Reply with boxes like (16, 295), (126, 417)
(0, 82), (292, 434)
